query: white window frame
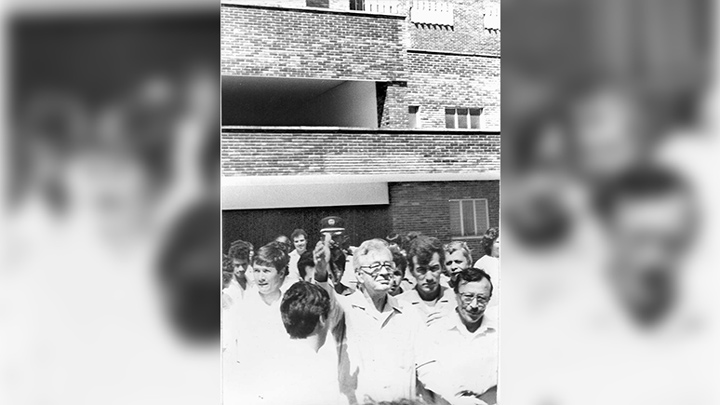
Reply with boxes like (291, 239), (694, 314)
(445, 107), (484, 129)
(449, 198), (490, 237)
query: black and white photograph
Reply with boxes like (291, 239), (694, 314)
(220, 1), (500, 404)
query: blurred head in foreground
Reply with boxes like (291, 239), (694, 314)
(596, 165), (697, 326)
(158, 199), (219, 342)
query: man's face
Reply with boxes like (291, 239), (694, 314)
(293, 235), (307, 253)
(389, 266), (404, 295)
(322, 230), (346, 248)
(411, 252), (442, 296)
(253, 263), (285, 296)
(356, 248), (394, 295)
(456, 278), (492, 327)
(610, 192), (694, 313)
(232, 258), (249, 275)
(445, 250), (470, 275)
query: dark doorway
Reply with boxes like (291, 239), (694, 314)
(222, 205), (391, 254)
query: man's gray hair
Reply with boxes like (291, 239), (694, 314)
(352, 238), (390, 271)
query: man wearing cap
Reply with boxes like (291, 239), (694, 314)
(313, 237), (423, 404)
(319, 216), (354, 296)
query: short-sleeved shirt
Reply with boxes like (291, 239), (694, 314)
(397, 285), (457, 321)
(417, 311), (498, 403)
(325, 287), (424, 404)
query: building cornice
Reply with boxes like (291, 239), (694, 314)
(222, 126), (501, 135)
(407, 48), (501, 59)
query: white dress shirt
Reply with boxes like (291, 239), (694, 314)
(325, 287), (424, 404)
(417, 311), (498, 404)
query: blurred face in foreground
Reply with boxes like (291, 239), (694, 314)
(456, 278), (492, 329)
(610, 191), (694, 323)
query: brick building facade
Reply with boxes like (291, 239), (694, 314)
(222, 0), (500, 256)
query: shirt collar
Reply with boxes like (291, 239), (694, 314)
(446, 309), (497, 336)
(405, 285), (455, 305)
(348, 289), (403, 313)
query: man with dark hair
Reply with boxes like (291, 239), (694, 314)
(594, 165), (697, 326)
(255, 281), (345, 405)
(287, 228), (309, 285)
(228, 239), (253, 287)
(398, 235), (456, 325)
(297, 250), (316, 281)
(274, 234), (293, 253)
(417, 267), (497, 405)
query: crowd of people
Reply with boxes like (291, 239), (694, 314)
(222, 216), (500, 405)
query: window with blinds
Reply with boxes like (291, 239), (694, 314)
(449, 199), (489, 237)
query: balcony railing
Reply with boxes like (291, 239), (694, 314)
(350, 0), (402, 15)
(410, 0), (454, 26)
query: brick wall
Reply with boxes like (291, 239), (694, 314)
(222, 128), (500, 176)
(221, 3), (406, 81)
(389, 180), (499, 255)
(408, 0), (500, 56)
(407, 52), (500, 130)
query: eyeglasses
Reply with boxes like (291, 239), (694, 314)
(359, 261), (395, 277)
(459, 293), (490, 306)
(414, 264), (442, 276)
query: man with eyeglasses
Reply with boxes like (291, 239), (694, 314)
(398, 235), (457, 325)
(313, 237), (423, 404)
(416, 267), (497, 405)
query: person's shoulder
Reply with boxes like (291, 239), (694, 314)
(396, 287), (419, 303)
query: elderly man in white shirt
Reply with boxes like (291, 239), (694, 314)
(417, 267), (498, 405)
(313, 236), (423, 405)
